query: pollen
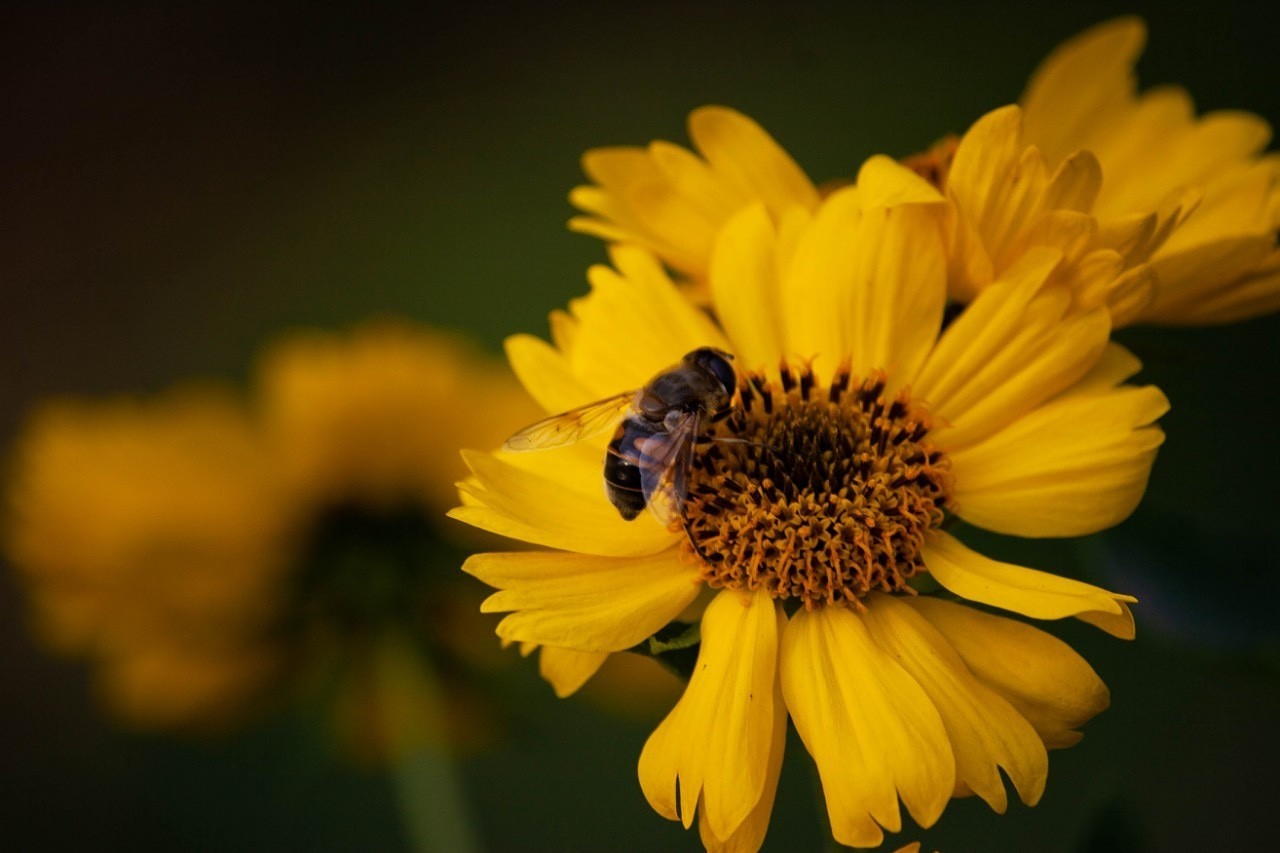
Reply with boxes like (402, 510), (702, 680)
(682, 363), (952, 610)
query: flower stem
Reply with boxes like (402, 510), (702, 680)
(394, 742), (479, 853)
(375, 629), (480, 853)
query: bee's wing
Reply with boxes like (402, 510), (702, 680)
(503, 392), (634, 452)
(636, 411), (701, 526)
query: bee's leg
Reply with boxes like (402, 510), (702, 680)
(682, 520), (716, 565)
(712, 436), (778, 453)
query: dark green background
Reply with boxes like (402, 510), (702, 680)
(1, 2), (1277, 850)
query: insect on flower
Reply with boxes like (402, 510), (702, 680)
(503, 346), (737, 522)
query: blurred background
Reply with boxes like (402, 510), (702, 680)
(1, 1), (1276, 850)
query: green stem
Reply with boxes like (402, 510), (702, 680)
(376, 630), (481, 853)
(394, 742), (479, 853)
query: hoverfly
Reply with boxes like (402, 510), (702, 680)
(503, 347), (737, 521)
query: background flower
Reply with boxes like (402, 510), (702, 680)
(1021, 17), (1280, 324)
(1, 3), (1275, 850)
(570, 19), (1278, 332)
(3, 321), (533, 762)
(4, 388), (295, 731)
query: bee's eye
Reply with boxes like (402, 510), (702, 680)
(695, 349), (736, 393)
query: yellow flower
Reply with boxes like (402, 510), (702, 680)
(257, 320), (535, 515)
(4, 387), (294, 730)
(569, 21), (1278, 329)
(1021, 17), (1280, 325)
(3, 320), (537, 761)
(458, 175), (1167, 848)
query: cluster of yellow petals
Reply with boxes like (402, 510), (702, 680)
(1021, 17), (1280, 324)
(569, 106), (820, 283)
(569, 17), (1279, 330)
(3, 321), (532, 756)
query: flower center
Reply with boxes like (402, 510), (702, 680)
(901, 134), (960, 194)
(293, 503), (444, 632)
(682, 364), (952, 610)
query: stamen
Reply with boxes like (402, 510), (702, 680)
(682, 366), (952, 610)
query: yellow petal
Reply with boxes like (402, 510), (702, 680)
(688, 106), (819, 218)
(1074, 603), (1138, 640)
(465, 548), (700, 652)
(620, 179), (721, 274)
(1146, 235), (1279, 324)
(649, 139), (741, 222)
(581, 146), (662, 190)
(569, 147), (703, 268)
(710, 203), (785, 374)
(947, 107), (1035, 273)
(946, 104), (1119, 315)
(568, 245), (732, 393)
(1020, 17), (1146, 167)
(504, 333), (598, 415)
(950, 105), (1026, 212)
(568, 109), (821, 282)
(488, 444), (608, 495)
(1098, 96), (1272, 219)
(697, 660), (787, 852)
(1022, 211), (1099, 270)
(1098, 210), (1159, 263)
(452, 450), (677, 556)
(1100, 263), (1159, 327)
(539, 646), (609, 698)
(1160, 158), (1276, 250)
(940, 198), (996, 302)
(1063, 341), (1144, 394)
(915, 247), (1110, 450)
(1162, 250), (1280, 325)
(907, 597), (1111, 749)
(855, 155), (947, 209)
(1043, 150), (1103, 213)
(783, 188), (946, 385)
(949, 379), (1168, 538)
(863, 594), (1047, 813)
(781, 606), (954, 848)
(638, 589), (783, 838)
(922, 531), (1135, 639)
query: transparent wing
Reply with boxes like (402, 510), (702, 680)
(637, 411), (701, 526)
(503, 392), (634, 452)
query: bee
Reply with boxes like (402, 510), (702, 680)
(503, 347), (737, 521)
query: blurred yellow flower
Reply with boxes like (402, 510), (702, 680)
(1021, 16), (1280, 325)
(458, 174), (1165, 849)
(4, 388), (294, 730)
(569, 18), (1278, 328)
(3, 320), (538, 762)
(257, 322), (534, 514)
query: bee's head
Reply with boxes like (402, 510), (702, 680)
(686, 347), (737, 394)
